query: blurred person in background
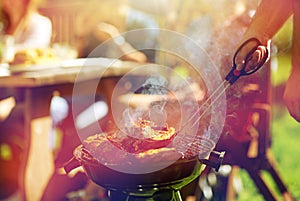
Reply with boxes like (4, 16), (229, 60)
(74, 0), (160, 62)
(0, 0), (52, 112)
(0, 0), (52, 199)
(234, 0), (300, 122)
(0, 0), (52, 62)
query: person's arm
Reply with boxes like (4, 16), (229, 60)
(93, 22), (147, 62)
(235, 0), (293, 71)
(242, 0), (293, 45)
(234, 0), (300, 122)
(283, 0), (300, 122)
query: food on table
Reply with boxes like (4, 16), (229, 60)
(10, 48), (55, 65)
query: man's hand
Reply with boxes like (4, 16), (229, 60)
(235, 39), (270, 73)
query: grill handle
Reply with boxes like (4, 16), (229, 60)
(63, 156), (81, 174)
(199, 150), (225, 172)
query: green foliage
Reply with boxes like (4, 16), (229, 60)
(273, 17), (293, 54)
(271, 54), (291, 86)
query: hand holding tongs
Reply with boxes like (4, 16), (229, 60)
(180, 37), (270, 131)
(225, 37), (270, 85)
(209, 37), (270, 103)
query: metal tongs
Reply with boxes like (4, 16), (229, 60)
(176, 38), (270, 166)
(180, 37), (270, 135)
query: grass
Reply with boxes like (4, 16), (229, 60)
(271, 107), (300, 199)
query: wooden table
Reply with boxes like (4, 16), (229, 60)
(0, 58), (148, 201)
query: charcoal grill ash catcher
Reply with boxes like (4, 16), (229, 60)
(64, 37), (269, 201)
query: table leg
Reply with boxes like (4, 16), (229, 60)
(19, 89), (55, 201)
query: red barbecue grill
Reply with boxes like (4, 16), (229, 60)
(64, 38), (269, 201)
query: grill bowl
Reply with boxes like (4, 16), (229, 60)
(73, 145), (204, 196)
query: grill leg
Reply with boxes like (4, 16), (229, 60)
(173, 191), (183, 201)
(247, 169), (277, 201)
